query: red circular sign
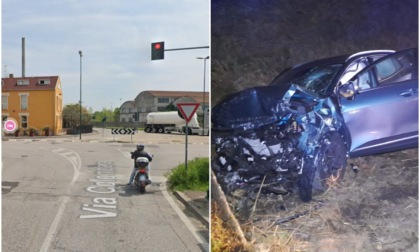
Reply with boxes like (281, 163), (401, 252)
(4, 118), (17, 133)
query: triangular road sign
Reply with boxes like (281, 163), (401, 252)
(177, 103), (200, 123)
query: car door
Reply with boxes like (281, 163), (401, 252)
(340, 48), (418, 157)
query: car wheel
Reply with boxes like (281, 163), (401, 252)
(158, 127), (164, 133)
(144, 127), (152, 133)
(298, 131), (347, 202)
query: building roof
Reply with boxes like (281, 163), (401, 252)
(2, 76), (60, 91)
(144, 90), (209, 103)
(121, 100), (135, 107)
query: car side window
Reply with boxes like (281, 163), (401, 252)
(339, 53), (389, 89)
(339, 58), (369, 85)
(374, 50), (417, 86)
(355, 71), (374, 90)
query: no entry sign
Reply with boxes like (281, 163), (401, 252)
(3, 118), (18, 133)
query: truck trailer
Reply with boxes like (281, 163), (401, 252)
(144, 111), (203, 134)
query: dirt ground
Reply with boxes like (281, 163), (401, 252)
(212, 148), (418, 251)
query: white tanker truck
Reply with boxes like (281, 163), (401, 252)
(144, 111), (208, 135)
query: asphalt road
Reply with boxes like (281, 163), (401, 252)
(2, 135), (209, 252)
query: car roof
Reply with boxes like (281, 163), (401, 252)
(290, 55), (349, 70)
(290, 50), (396, 70)
(346, 50), (395, 62)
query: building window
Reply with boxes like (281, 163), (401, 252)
(21, 115), (28, 128)
(21, 95), (28, 110)
(2, 115), (8, 122)
(17, 79), (29, 85)
(19, 93), (29, 110)
(38, 79), (50, 85)
(158, 98), (170, 103)
(2, 95), (8, 110)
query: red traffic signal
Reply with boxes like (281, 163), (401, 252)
(151, 42), (164, 60)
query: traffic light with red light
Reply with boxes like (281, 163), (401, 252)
(151, 42), (164, 60)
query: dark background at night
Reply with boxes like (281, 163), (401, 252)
(211, 0), (418, 105)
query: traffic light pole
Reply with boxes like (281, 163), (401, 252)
(165, 46), (209, 52)
(151, 41), (209, 60)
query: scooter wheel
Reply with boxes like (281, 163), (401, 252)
(139, 185), (146, 194)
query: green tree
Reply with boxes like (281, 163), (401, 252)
(63, 103), (91, 127)
(91, 107), (119, 122)
(165, 103), (177, 111)
(113, 107), (120, 122)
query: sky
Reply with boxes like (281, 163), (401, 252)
(2, 0), (210, 112)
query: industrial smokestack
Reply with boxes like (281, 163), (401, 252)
(22, 37), (25, 77)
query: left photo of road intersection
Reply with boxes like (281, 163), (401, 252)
(2, 1), (210, 251)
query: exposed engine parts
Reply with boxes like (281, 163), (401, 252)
(211, 84), (348, 218)
(212, 119), (305, 197)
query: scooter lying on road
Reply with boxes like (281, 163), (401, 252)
(134, 157), (151, 193)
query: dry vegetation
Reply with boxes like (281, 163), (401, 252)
(212, 149), (418, 251)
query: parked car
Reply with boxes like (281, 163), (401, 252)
(211, 48), (418, 202)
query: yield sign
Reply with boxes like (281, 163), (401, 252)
(177, 103), (200, 123)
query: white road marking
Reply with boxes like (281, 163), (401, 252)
(116, 148), (131, 159)
(52, 148), (82, 185)
(40, 149), (82, 252)
(39, 196), (70, 252)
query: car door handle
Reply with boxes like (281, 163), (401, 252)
(399, 88), (418, 97)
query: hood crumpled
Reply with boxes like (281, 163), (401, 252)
(212, 84), (322, 131)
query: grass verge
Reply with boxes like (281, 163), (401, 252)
(165, 157), (209, 191)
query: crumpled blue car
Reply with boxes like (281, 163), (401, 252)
(212, 48), (418, 202)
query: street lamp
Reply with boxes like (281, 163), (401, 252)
(79, 50), (83, 140)
(197, 56), (209, 136)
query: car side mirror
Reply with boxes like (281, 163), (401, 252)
(339, 81), (356, 99)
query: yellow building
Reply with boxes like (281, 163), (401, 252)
(2, 75), (63, 136)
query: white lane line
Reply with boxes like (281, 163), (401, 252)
(39, 197), (70, 252)
(159, 177), (208, 250)
(40, 149), (81, 252)
(116, 148), (131, 159)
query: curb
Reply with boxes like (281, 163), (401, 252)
(174, 191), (209, 229)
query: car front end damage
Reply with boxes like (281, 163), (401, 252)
(211, 84), (348, 206)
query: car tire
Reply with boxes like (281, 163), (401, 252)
(298, 131), (347, 202)
(144, 127), (152, 133)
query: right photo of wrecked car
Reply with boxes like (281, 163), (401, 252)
(209, 1), (418, 251)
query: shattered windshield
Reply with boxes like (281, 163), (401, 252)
(270, 64), (342, 95)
